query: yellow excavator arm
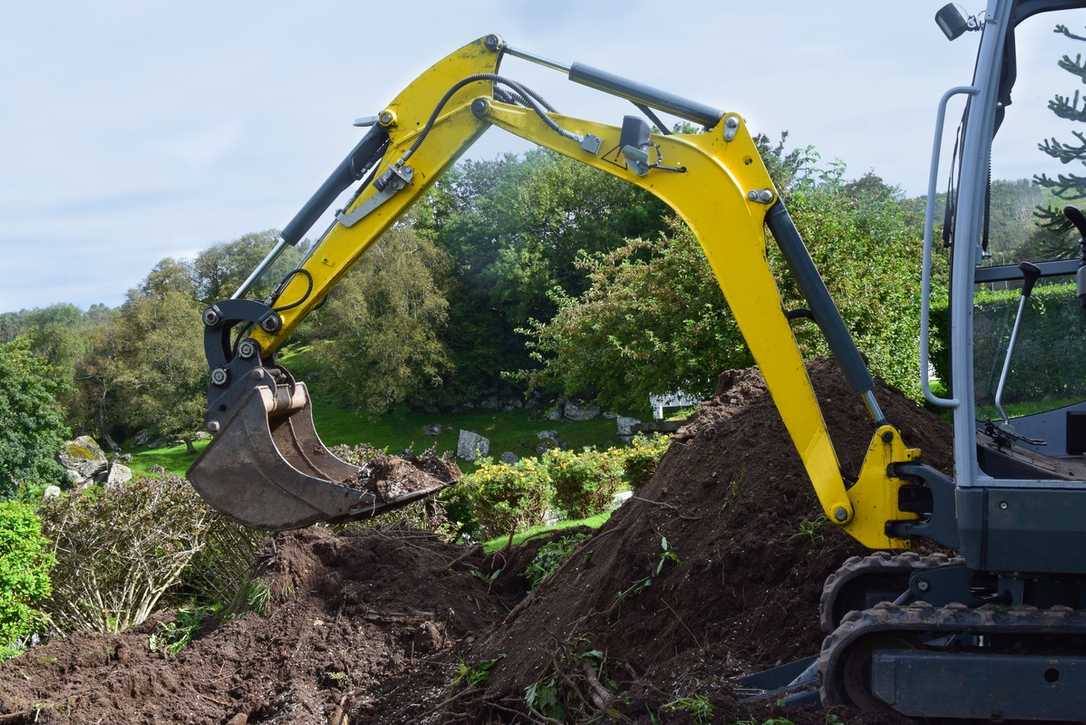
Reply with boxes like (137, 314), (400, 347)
(190, 35), (918, 548)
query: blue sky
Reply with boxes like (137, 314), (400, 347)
(1, 1), (1082, 312)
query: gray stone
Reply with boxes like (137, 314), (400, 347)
(480, 397), (500, 410)
(456, 430), (490, 462)
(58, 436), (109, 480)
(616, 416), (641, 437)
(499, 451), (519, 465)
(42, 485), (62, 500)
(535, 430), (563, 455)
(423, 423), (443, 436)
(133, 430), (153, 446)
(602, 411), (619, 420)
(537, 430), (561, 443)
(545, 405), (563, 421)
(105, 462), (133, 488)
(563, 401), (601, 422)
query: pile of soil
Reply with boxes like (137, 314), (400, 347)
(0, 528), (501, 724)
(339, 449), (460, 501)
(0, 360), (953, 723)
(466, 359), (952, 720)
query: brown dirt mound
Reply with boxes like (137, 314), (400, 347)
(0, 527), (501, 724)
(339, 449), (460, 500)
(468, 359), (952, 720)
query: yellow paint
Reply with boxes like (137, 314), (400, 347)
(845, 426), (922, 549)
(250, 35), (920, 549)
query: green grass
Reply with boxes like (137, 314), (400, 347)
(130, 345), (622, 477)
(480, 511), (612, 553)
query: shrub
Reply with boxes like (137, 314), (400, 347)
(619, 433), (671, 490)
(180, 514), (266, 615)
(39, 475), (211, 633)
(543, 448), (624, 519)
(457, 457), (553, 541)
(524, 532), (589, 589)
(0, 502), (53, 654)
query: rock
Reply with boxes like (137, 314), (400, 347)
(423, 424), (442, 436)
(42, 485), (62, 500)
(563, 401), (601, 422)
(535, 430), (563, 455)
(602, 411), (618, 419)
(537, 430), (561, 443)
(456, 430), (490, 461)
(194, 431), (212, 441)
(133, 430), (153, 447)
(480, 397), (500, 410)
(545, 405), (564, 421)
(616, 416), (641, 437)
(499, 452), (519, 465)
(58, 436), (109, 480)
(105, 462), (133, 488)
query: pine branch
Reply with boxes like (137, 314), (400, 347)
(1058, 52), (1086, 83)
(1049, 90), (1086, 122)
(1037, 130), (1086, 163)
(1055, 24), (1086, 42)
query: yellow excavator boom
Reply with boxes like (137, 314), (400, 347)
(190, 34), (918, 548)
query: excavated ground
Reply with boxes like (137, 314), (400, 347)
(0, 361), (951, 723)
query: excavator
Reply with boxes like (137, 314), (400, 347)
(187, 1), (1086, 719)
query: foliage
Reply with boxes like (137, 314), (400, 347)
(0, 502), (53, 651)
(543, 447), (624, 519)
(931, 281), (1086, 408)
(313, 226), (451, 413)
(451, 457), (554, 540)
(39, 475), (212, 634)
(524, 532), (590, 589)
(662, 695), (714, 724)
(452, 657), (499, 688)
(1034, 23), (1086, 232)
(619, 433), (670, 490)
(148, 603), (215, 656)
(190, 229), (303, 304)
(418, 149), (669, 403)
(522, 161), (926, 412)
(75, 274), (206, 451)
(0, 338), (69, 496)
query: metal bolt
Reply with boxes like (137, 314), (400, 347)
(882, 430), (894, 444)
(207, 421), (221, 434)
(999, 500), (1009, 510)
(377, 109), (396, 127)
(471, 98), (491, 119)
(833, 506), (849, 522)
(211, 368), (229, 386)
(917, 579), (930, 592)
(747, 189), (774, 204)
(260, 315), (281, 333)
(484, 34), (503, 52)
(202, 307), (221, 327)
(723, 115), (740, 141)
(238, 339), (258, 360)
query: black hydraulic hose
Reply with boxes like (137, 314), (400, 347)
(396, 73), (575, 168)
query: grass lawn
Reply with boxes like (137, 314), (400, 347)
(130, 344), (624, 477)
(480, 511), (612, 553)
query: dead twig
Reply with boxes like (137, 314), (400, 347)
(631, 496), (705, 520)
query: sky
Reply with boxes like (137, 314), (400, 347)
(2, 1), (1084, 313)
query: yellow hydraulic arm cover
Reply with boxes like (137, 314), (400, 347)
(244, 35), (918, 548)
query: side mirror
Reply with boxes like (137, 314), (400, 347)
(936, 3), (972, 41)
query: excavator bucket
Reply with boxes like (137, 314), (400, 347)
(187, 382), (448, 529)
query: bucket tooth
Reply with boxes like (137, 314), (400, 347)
(187, 382), (445, 529)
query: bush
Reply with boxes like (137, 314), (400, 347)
(619, 433), (671, 490)
(543, 448), (624, 519)
(456, 458), (554, 541)
(39, 475), (212, 634)
(0, 502), (53, 654)
(180, 514), (267, 615)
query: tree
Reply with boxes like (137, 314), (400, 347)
(191, 230), (303, 304)
(312, 226), (451, 413)
(522, 149), (925, 414)
(1034, 22), (1086, 246)
(76, 267), (206, 451)
(0, 338), (69, 496)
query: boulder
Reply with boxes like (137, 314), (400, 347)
(41, 485), (62, 500)
(535, 430), (563, 455)
(602, 411), (619, 420)
(616, 416), (641, 437)
(456, 430), (490, 462)
(423, 424), (442, 437)
(105, 462), (133, 488)
(480, 397), (500, 410)
(57, 436), (109, 481)
(499, 452), (519, 465)
(545, 405), (564, 421)
(563, 401), (601, 422)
